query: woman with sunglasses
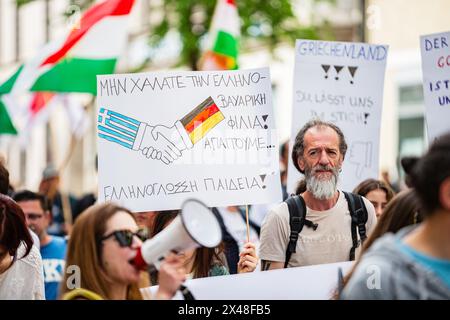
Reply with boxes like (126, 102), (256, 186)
(60, 203), (185, 300)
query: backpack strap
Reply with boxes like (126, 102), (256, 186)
(284, 195), (319, 268)
(343, 191), (368, 261)
(179, 284), (196, 300)
(285, 195), (306, 268)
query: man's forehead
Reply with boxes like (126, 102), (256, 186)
(304, 126), (340, 148)
(18, 199), (45, 212)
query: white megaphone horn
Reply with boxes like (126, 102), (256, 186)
(133, 199), (222, 270)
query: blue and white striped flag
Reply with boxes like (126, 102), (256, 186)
(97, 108), (146, 150)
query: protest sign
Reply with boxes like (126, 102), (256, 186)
(97, 68), (282, 211)
(142, 261), (353, 300)
(287, 40), (388, 192)
(420, 31), (450, 142)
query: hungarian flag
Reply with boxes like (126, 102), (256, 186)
(0, 101), (17, 135)
(0, 0), (135, 134)
(199, 0), (240, 70)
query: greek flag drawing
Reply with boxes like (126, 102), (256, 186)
(97, 108), (146, 150)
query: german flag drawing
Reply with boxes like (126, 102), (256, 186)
(180, 96), (225, 144)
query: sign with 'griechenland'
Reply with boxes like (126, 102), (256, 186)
(96, 68), (282, 212)
(287, 39), (389, 193)
(420, 31), (450, 143)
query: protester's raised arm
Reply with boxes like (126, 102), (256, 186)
(237, 242), (258, 273)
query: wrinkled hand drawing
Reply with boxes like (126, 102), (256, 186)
(97, 96), (225, 165)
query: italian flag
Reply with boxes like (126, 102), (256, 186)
(0, 100), (17, 135)
(0, 0), (135, 134)
(199, 0), (240, 70)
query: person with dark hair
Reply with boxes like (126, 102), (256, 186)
(259, 120), (376, 270)
(13, 190), (67, 300)
(400, 157), (418, 188)
(149, 211), (257, 285)
(0, 162), (15, 197)
(341, 132), (450, 299)
(353, 178), (395, 218)
(336, 189), (422, 298)
(0, 164), (40, 249)
(0, 194), (45, 299)
(73, 193), (97, 222)
(0, 163), (10, 195)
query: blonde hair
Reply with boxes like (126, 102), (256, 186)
(60, 203), (142, 300)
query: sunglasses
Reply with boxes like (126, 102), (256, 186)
(101, 230), (144, 248)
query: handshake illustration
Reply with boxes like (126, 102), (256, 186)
(98, 96), (224, 165)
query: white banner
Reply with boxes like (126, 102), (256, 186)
(142, 261), (353, 300)
(96, 68), (282, 212)
(420, 31), (450, 142)
(287, 40), (388, 193)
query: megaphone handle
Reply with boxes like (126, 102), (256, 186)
(180, 284), (196, 300)
(153, 258), (162, 270)
(149, 249), (180, 271)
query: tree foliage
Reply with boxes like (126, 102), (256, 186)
(148, 0), (328, 70)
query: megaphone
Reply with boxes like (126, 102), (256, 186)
(133, 199), (222, 270)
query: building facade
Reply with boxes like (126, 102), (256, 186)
(1, 0), (448, 195)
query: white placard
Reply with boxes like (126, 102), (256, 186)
(287, 40), (388, 193)
(420, 31), (450, 142)
(142, 261), (352, 300)
(96, 68), (282, 212)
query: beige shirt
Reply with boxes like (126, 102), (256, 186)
(259, 191), (377, 267)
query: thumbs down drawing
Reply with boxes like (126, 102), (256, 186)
(348, 141), (373, 178)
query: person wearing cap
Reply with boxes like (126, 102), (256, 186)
(38, 165), (77, 237)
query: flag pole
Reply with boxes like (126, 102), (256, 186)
(58, 95), (93, 172)
(58, 96), (93, 232)
(246, 204), (250, 243)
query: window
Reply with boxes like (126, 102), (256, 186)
(399, 84), (424, 106)
(397, 83), (426, 179)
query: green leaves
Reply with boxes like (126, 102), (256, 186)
(148, 0), (323, 69)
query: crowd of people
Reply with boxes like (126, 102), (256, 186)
(0, 120), (449, 300)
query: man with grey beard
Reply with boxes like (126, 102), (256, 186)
(259, 120), (377, 270)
